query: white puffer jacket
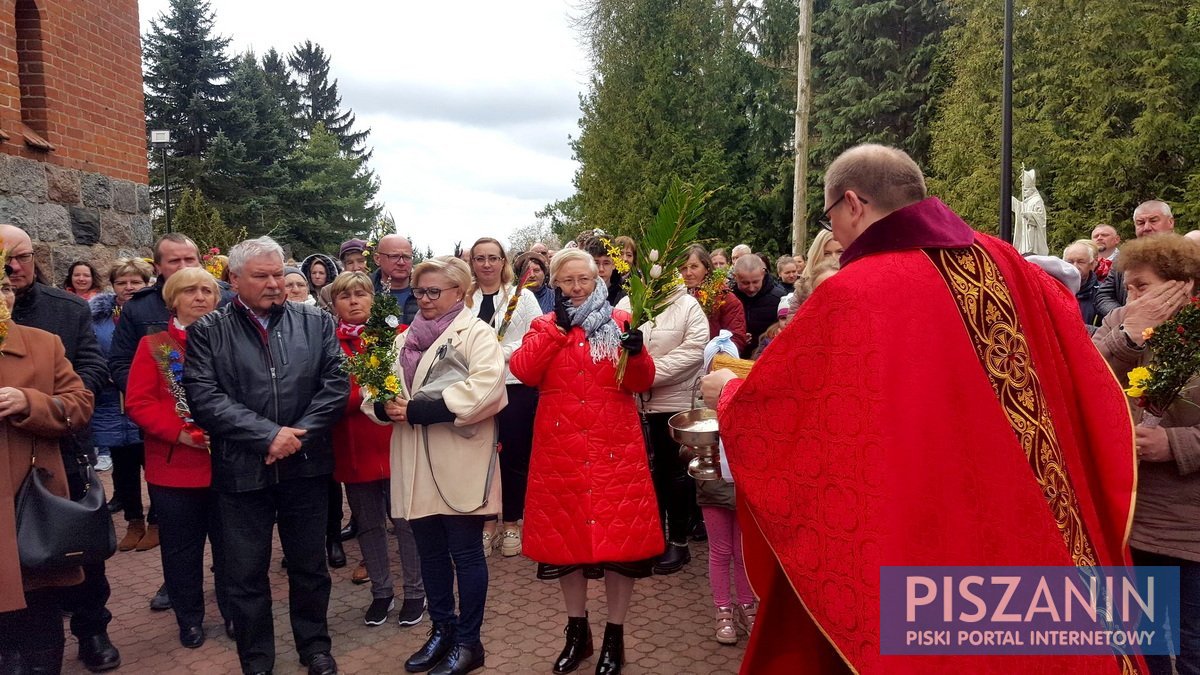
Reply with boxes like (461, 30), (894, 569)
(470, 285), (544, 385)
(617, 287), (708, 414)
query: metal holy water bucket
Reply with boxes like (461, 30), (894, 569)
(668, 408), (722, 481)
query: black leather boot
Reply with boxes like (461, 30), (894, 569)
(77, 633), (121, 672)
(339, 517), (358, 542)
(553, 614), (593, 674)
(326, 538), (346, 568)
(405, 620), (457, 672)
(595, 623), (624, 675)
(651, 542), (690, 575)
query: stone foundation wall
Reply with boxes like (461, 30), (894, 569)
(0, 154), (152, 283)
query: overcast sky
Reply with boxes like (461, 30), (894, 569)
(137, 0), (589, 255)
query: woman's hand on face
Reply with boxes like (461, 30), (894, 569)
(385, 399), (409, 423)
(0, 387), (29, 420)
(1123, 280), (1193, 344)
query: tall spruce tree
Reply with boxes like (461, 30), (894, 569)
(262, 47), (303, 147)
(287, 41), (372, 159)
(930, 0), (1200, 251)
(572, 0), (801, 253)
(808, 0), (948, 218)
(143, 0), (233, 159)
(280, 123), (381, 254)
(205, 52), (294, 233)
(142, 0), (234, 227)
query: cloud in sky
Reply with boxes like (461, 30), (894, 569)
(137, 0), (591, 253)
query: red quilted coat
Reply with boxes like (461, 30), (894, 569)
(511, 311), (664, 565)
(333, 329), (393, 484)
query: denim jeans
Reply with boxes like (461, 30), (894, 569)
(409, 515), (488, 645)
(1133, 547), (1200, 675)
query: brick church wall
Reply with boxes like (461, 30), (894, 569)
(0, 0), (151, 280)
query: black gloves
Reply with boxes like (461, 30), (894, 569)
(620, 321), (644, 355)
(554, 287), (573, 333)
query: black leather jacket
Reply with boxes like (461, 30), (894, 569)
(110, 278), (234, 392)
(184, 298), (349, 493)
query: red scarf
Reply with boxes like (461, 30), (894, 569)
(336, 321), (366, 340)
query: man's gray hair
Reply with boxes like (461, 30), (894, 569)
(733, 252), (766, 274)
(228, 236), (285, 275)
(1134, 200), (1173, 218)
(731, 244), (752, 257)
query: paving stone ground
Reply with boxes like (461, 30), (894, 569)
(61, 474), (746, 674)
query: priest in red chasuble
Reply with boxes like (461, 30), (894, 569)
(702, 145), (1140, 674)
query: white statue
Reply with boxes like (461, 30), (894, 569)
(1012, 166), (1048, 256)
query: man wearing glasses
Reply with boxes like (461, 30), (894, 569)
(701, 145), (1138, 674)
(1094, 200), (1176, 319)
(372, 234), (419, 323)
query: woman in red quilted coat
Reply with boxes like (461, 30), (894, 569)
(510, 248), (661, 675)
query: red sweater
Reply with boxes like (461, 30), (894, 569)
(704, 289), (748, 352)
(125, 322), (212, 488)
(332, 329), (393, 484)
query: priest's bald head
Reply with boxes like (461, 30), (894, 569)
(823, 144), (927, 248)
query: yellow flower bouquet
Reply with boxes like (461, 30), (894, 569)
(1124, 297), (1200, 423)
(345, 293), (408, 402)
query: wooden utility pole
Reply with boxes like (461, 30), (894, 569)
(791, 0), (814, 256)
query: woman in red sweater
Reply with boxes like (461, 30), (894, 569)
(680, 245), (747, 353)
(329, 271), (426, 628)
(125, 267), (229, 649)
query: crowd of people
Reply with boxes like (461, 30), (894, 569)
(0, 219), (789, 675)
(1, 142), (1198, 675)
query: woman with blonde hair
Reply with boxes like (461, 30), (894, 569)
(364, 256), (507, 674)
(330, 271), (426, 628)
(125, 267), (231, 648)
(90, 257), (156, 548)
(802, 230), (844, 287)
(512, 248), (657, 675)
(467, 237), (542, 557)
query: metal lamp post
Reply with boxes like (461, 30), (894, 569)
(998, 0), (1014, 243)
(150, 129), (173, 233)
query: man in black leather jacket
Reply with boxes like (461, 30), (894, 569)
(0, 223), (121, 673)
(184, 236), (348, 675)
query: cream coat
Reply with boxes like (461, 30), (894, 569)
(363, 310), (508, 520)
(617, 286), (709, 413)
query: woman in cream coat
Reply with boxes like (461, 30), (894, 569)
(363, 256), (507, 675)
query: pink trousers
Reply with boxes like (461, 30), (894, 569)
(701, 506), (755, 607)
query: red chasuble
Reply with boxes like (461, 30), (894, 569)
(718, 198), (1140, 674)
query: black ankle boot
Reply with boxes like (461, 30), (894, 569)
(553, 614), (593, 674)
(405, 620), (457, 672)
(326, 538), (346, 568)
(595, 623), (623, 675)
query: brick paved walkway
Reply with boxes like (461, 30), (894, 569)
(61, 474), (746, 674)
